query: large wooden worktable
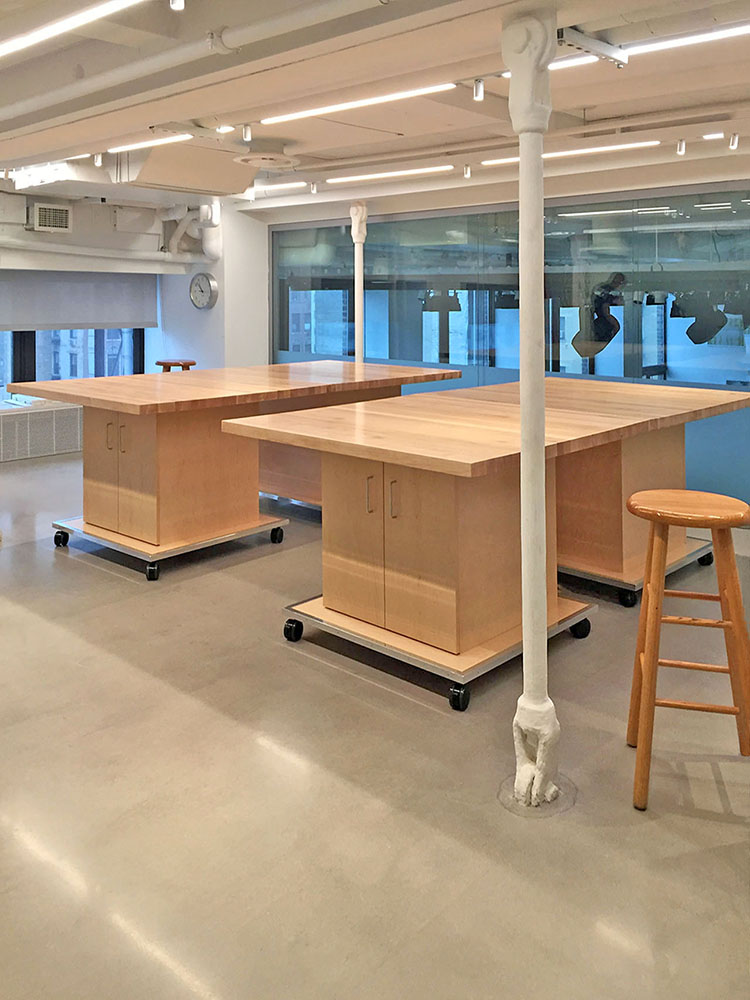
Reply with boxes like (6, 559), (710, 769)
(222, 378), (750, 700)
(9, 362), (456, 571)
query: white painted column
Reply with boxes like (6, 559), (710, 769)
(501, 10), (561, 807)
(350, 201), (368, 363)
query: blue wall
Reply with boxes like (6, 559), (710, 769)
(686, 408), (750, 502)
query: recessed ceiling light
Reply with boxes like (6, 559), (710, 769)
(676, 138), (686, 156)
(0, 0), (149, 60)
(169, 0), (185, 9)
(254, 181), (308, 192)
(326, 165), (454, 184)
(626, 23), (750, 56)
(260, 83), (456, 124)
(473, 79), (484, 101)
(481, 139), (660, 167)
(463, 164), (472, 179)
(107, 133), (193, 153)
(702, 132), (725, 140)
(216, 125), (235, 134)
(730, 133), (740, 150)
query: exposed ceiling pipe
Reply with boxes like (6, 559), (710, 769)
(0, 235), (206, 263)
(167, 199), (221, 259)
(0, 0), (403, 125)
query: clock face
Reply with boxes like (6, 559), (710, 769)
(190, 272), (218, 310)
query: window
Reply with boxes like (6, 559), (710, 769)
(0, 331), (12, 402)
(272, 190), (750, 390)
(3, 329), (145, 397)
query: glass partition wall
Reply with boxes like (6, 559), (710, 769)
(272, 188), (750, 389)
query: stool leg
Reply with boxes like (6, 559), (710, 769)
(628, 523), (656, 747)
(712, 528), (750, 756)
(634, 522), (669, 810)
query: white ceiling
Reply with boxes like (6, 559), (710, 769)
(0, 0), (749, 214)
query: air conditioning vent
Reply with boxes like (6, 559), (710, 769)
(33, 202), (72, 233)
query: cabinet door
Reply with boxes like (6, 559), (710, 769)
(82, 408), (118, 530)
(322, 454), (385, 626)
(117, 414), (158, 543)
(383, 464), (459, 653)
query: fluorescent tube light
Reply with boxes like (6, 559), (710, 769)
(107, 133), (193, 153)
(543, 140), (660, 159)
(694, 202), (732, 208)
(697, 205), (732, 211)
(63, 153), (92, 161)
(0, 0), (149, 61)
(626, 23), (750, 56)
(480, 155), (519, 165)
(550, 55), (599, 71)
(254, 181), (308, 192)
(216, 125), (235, 134)
(558, 206), (672, 218)
(482, 139), (660, 166)
(703, 132), (725, 140)
(502, 54), (599, 78)
(326, 165), (454, 184)
(260, 83), (456, 124)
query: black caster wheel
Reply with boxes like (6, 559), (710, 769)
(569, 618), (591, 639)
(448, 684), (470, 712)
(145, 562), (160, 581)
(270, 527), (285, 544)
(698, 552), (714, 566)
(53, 530), (69, 548)
(284, 618), (303, 642)
(618, 589), (638, 608)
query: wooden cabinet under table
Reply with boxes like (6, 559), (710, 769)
(8, 361), (457, 573)
(322, 453), (558, 655)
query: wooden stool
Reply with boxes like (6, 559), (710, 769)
(155, 359), (196, 372)
(626, 489), (750, 810)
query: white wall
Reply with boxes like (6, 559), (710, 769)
(146, 201), (270, 372)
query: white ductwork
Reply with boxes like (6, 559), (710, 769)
(0, 0), (401, 124)
(0, 234), (205, 264)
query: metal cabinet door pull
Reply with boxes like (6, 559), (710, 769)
(365, 475), (375, 514)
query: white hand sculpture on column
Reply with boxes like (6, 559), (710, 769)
(349, 201), (368, 244)
(501, 9), (562, 807)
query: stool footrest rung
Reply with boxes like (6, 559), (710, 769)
(655, 698), (740, 716)
(657, 658), (730, 674)
(660, 615), (731, 628)
(663, 590), (721, 602)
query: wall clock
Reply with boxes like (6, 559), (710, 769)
(189, 272), (219, 310)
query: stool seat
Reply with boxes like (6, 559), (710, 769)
(156, 359), (196, 372)
(627, 489), (750, 529)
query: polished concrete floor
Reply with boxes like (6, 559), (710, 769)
(1, 454), (748, 1000)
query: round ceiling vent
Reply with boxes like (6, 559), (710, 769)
(233, 138), (299, 170)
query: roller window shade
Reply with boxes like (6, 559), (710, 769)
(0, 271), (157, 329)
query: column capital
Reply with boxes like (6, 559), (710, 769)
(501, 9), (556, 134)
